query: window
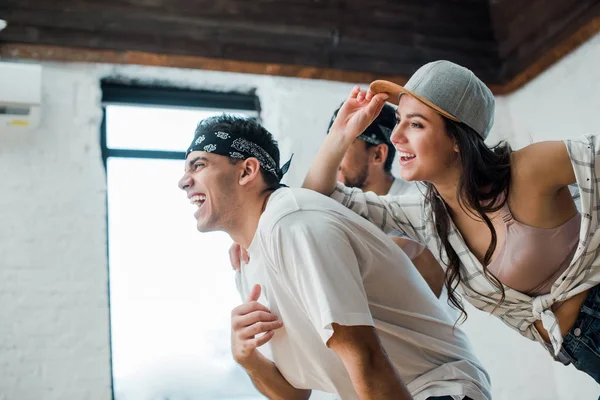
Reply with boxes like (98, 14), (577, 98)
(102, 83), (264, 400)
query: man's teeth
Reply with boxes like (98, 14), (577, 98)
(190, 195), (206, 206)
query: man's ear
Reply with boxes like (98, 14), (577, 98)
(239, 157), (261, 186)
(370, 143), (388, 167)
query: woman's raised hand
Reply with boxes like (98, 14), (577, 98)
(328, 86), (389, 140)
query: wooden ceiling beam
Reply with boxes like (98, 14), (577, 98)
(491, 0), (596, 58)
(497, 2), (600, 83)
(4, 0), (492, 31)
(0, 0), (598, 94)
(0, 22), (496, 77)
(0, 42), (413, 86)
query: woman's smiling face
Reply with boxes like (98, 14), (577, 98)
(390, 94), (460, 184)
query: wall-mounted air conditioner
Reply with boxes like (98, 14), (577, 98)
(0, 62), (42, 132)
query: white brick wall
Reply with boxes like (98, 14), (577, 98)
(506, 32), (600, 148)
(1, 32), (599, 399)
(0, 66), (111, 400)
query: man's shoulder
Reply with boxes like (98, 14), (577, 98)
(259, 188), (314, 231)
(266, 187), (343, 215)
(261, 188), (351, 233)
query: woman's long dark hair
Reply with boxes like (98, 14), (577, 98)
(425, 118), (512, 322)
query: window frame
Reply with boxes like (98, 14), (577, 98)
(100, 82), (260, 399)
(100, 82), (260, 163)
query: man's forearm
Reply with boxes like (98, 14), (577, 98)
(242, 352), (311, 400)
(349, 353), (413, 400)
(329, 324), (412, 400)
(302, 130), (354, 195)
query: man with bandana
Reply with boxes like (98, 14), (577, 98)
(179, 114), (490, 400)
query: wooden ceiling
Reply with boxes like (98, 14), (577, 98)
(1, 0), (599, 93)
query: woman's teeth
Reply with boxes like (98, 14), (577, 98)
(399, 152), (416, 161)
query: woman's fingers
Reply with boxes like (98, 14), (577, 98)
(364, 92), (389, 118)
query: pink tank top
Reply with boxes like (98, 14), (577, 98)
(486, 203), (581, 296)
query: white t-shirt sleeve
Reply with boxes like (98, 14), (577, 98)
(268, 212), (374, 344)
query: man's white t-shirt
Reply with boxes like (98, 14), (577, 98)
(236, 188), (491, 400)
(387, 179), (460, 320)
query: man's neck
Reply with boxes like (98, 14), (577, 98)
(362, 172), (395, 196)
(229, 189), (274, 249)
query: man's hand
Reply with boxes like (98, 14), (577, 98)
(328, 86), (390, 140)
(231, 284), (282, 367)
(229, 242), (250, 272)
(231, 284), (310, 400)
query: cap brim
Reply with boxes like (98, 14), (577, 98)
(370, 80), (460, 123)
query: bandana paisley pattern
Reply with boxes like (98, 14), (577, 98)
(186, 130), (292, 181)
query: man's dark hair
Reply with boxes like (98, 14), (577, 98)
(193, 114), (281, 189)
(328, 103), (397, 172)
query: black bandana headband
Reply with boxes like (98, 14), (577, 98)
(186, 131), (293, 181)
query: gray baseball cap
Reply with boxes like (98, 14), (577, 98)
(370, 60), (495, 139)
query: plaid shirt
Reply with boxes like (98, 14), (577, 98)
(330, 135), (600, 356)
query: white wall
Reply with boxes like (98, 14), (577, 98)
(0, 65), (111, 400)
(505, 32), (600, 148)
(1, 32), (599, 400)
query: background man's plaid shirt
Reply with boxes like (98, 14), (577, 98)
(330, 135), (600, 356)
